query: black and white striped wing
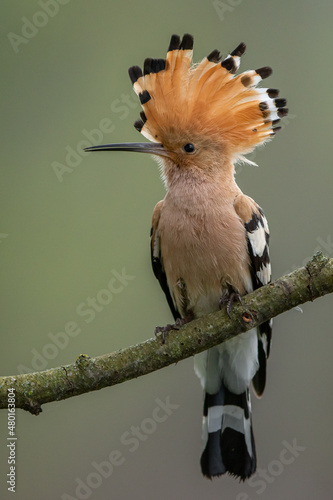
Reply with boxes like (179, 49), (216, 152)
(245, 207), (272, 396)
(150, 224), (180, 322)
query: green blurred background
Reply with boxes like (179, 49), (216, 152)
(1, 0), (333, 499)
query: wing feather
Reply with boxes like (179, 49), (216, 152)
(151, 201), (180, 321)
(235, 195), (272, 397)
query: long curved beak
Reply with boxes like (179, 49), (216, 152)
(84, 142), (168, 157)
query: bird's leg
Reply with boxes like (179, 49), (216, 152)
(155, 311), (194, 344)
(219, 283), (243, 318)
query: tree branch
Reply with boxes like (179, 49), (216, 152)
(1, 252), (332, 415)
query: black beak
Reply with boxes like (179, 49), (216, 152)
(84, 142), (168, 157)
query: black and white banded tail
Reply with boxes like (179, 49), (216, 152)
(199, 200), (272, 480)
(201, 382), (256, 480)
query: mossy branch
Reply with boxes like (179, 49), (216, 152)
(1, 252), (332, 415)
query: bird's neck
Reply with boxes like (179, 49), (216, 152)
(162, 161), (240, 209)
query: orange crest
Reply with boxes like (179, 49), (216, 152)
(128, 34), (287, 160)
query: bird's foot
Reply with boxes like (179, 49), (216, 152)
(155, 313), (194, 344)
(219, 285), (243, 318)
(154, 320), (181, 344)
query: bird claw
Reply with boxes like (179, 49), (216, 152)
(154, 314), (193, 344)
(219, 287), (243, 318)
(154, 321), (180, 344)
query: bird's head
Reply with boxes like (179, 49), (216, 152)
(85, 34), (288, 184)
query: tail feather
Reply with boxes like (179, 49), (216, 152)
(201, 386), (226, 477)
(201, 383), (256, 480)
(252, 319), (273, 397)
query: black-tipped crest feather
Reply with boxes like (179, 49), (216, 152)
(231, 42), (246, 57)
(128, 65), (143, 84)
(221, 57), (237, 73)
(180, 33), (194, 50)
(139, 90), (151, 105)
(207, 49), (222, 62)
(133, 119), (144, 132)
(255, 66), (272, 79)
(140, 110), (147, 123)
(168, 34), (181, 51)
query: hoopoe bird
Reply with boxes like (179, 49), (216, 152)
(85, 33), (288, 480)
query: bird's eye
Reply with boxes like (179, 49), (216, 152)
(182, 143), (196, 154)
